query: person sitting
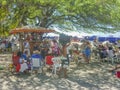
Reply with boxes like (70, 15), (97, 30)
(45, 49), (54, 70)
(33, 43), (40, 51)
(10, 51), (20, 72)
(18, 54), (28, 73)
(22, 50), (30, 62)
(22, 50), (31, 70)
(14, 52), (28, 73)
(12, 51), (20, 67)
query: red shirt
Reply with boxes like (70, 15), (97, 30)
(46, 55), (54, 65)
(12, 54), (20, 66)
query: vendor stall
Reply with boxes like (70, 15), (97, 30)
(9, 26), (55, 54)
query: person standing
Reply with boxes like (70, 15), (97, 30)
(84, 41), (91, 63)
(23, 39), (31, 56)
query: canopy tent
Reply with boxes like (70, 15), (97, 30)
(10, 27), (55, 34)
(87, 36), (120, 43)
(98, 37), (107, 42)
(87, 36), (97, 41)
(9, 26), (56, 53)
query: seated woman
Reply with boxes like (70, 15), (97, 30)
(18, 54), (28, 73)
(12, 51), (20, 67)
(10, 51), (20, 72)
(45, 48), (54, 69)
(15, 51), (29, 73)
(22, 50), (31, 70)
(22, 51), (30, 61)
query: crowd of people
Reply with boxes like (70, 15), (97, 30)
(1, 36), (120, 77)
(11, 38), (61, 71)
(92, 38), (120, 61)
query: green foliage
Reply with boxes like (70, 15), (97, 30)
(1, 0), (120, 36)
(59, 34), (71, 46)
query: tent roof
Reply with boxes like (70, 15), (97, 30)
(10, 26), (55, 34)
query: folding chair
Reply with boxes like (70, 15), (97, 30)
(31, 54), (43, 74)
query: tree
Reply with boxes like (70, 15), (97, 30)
(0, 0), (120, 36)
(59, 34), (71, 46)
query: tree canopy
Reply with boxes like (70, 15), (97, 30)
(0, 0), (120, 36)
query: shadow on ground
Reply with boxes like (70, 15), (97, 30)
(0, 54), (120, 90)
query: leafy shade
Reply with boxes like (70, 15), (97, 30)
(59, 34), (71, 46)
(1, 0), (120, 36)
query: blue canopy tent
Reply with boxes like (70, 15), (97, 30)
(98, 37), (106, 42)
(87, 36), (97, 41)
(87, 36), (120, 43)
(105, 37), (116, 43)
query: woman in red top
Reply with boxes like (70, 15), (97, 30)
(12, 51), (20, 66)
(45, 48), (54, 69)
(45, 54), (53, 65)
(12, 51), (21, 72)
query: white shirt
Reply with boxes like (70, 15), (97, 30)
(107, 50), (114, 58)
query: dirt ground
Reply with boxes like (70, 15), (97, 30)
(0, 54), (120, 90)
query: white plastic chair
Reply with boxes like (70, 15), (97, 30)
(52, 57), (61, 75)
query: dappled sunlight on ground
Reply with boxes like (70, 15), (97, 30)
(0, 54), (120, 90)
(68, 62), (120, 90)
